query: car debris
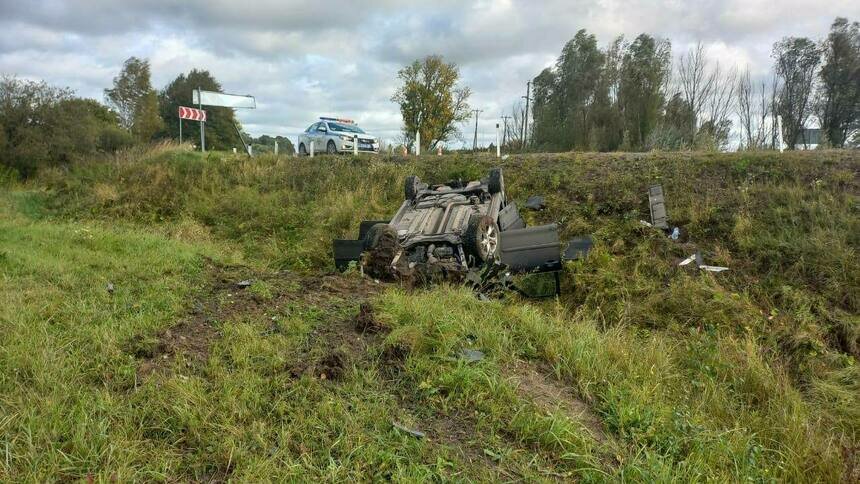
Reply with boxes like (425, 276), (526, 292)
(333, 168), (591, 294)
(679, 251), (729, 272)
(392, 421), (426, 439)
(524, 195), (546, 211)
(646, 184), (682, 240)
(458, 348), (485, 363)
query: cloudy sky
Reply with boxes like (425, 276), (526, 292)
(1, 0), (858, 146)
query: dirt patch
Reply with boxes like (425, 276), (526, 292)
(133, 260), (385, 381)
(354, 302), (387, 334)
(317, 350), (347, 381)
(506, 359), (608, 445)
(286, 301), (387, 381)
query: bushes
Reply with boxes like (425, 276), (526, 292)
(0, 76), (132, 178)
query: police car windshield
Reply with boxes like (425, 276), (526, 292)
(328, 122), (364, 134)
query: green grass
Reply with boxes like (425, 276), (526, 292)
(0, 146), (858, 480)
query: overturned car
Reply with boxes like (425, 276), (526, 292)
(333, 168), (591, 292)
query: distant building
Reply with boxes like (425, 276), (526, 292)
(795, 128), (821, 150)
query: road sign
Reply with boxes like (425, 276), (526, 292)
(178, 106), (207, 122)
(192, 90), (256, 109)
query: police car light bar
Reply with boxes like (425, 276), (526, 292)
(320, 117), (355, 124)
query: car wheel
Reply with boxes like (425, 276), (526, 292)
(464, 214), (499, 263)
(299, 143), (307, 156)
(363, 223), (397, 251)
(405, 175), (421, 201)
(488, 168), (504, 194)
(327, 140), (337, 154)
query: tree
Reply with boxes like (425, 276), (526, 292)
(531, 30), (623, 152)
(818, 17), (860, 148)
(736, 69), (776, 150)
(555, 30), (606, 150)
(104, 57), (163, 142)
(531, 67), (561, 149)
(158, 69), (243, 150)
(391, 55), (471, 152)
(651, 92), (695, 150)
(773, 37), (822, 149)
(1, 76), (128, 176)
(677, 42), (716, 146)
(249, 134), (295, 155)
(618, 34), (672, 150)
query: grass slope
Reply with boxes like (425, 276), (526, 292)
(0, 146), (857, 481)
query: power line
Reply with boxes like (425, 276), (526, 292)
(501, 115), (512, 147)
(521, 81), (531, 150)
(471, 109), (483, 152)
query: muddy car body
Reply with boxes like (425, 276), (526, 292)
(333, 168), (589, 285)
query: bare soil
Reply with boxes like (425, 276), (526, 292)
(506, 359), (608, 444)
(134, 260), (384, 380)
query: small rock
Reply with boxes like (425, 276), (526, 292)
(237, 280), (253, 288)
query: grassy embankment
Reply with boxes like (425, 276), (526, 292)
(0, 145), (857, 481)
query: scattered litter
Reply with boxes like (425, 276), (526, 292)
(458, 348), (485, 363)
(524, 195), (546, 211)
(679, 252), (729, 272)
(106, 282), (114, 294)
(639, 220), (653, 227)
(679, 254), (696, 266)
(501, 154), (510, 160)
(236, 279), (253, 288)
(392, 421), (426, 439)
(669, 227), (680, 240)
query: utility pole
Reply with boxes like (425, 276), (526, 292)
(471, 109), (483, 152)
(520, 81), (531, 150)
(500, 115), (512, 147)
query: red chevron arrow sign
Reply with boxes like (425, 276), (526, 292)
(178, 106), (206, 122)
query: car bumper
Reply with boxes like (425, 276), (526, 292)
(338, 139), (379, 153)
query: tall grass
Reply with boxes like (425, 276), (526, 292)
(9, 146), (858, 479)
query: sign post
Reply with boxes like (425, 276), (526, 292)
(193, 88), (256, 155)
(178, 106), (207, 150)
(197, 88), (205, 152)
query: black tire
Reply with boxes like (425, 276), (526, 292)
(327, 140), (337, 154)
(299, 143), (307, 156)
(405, 175), (421, 201)
(363, 223), (397, 250)
(488, 168), (504, 194)
(463, 214), (499, 263)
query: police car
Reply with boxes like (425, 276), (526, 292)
(297, 117), (379, 155)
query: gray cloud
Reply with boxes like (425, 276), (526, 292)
(1, 0), (858, 146)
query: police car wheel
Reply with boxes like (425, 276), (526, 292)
(327, 140), (337, 154)
(299, 143), (307, 156)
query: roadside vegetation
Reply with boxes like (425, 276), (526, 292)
(1, 145), (858, 480)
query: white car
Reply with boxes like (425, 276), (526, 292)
(297, 117), (379, 155)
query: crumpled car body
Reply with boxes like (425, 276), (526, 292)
(333, 168), (590, 287)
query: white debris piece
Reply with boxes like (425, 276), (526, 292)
(679, 252), (729, 272)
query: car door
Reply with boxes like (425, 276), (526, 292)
(315, 122), (329, 150)
(299, 123), (315, 152)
